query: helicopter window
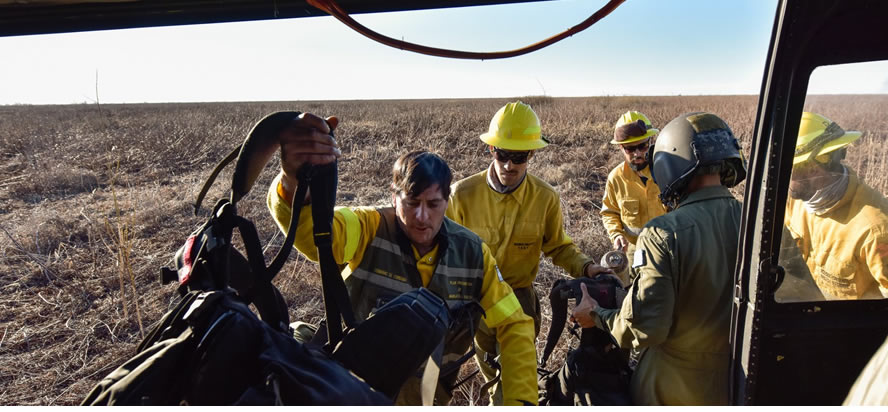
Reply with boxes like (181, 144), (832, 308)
(776, 60), (888, 303)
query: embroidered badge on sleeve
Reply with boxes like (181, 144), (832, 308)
(633, 248), (646, 268)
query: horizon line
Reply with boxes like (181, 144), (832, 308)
(4, 93), (886, 107)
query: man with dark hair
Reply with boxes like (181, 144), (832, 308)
(572, 112), (747, 405)
(266, 113), (538, 405)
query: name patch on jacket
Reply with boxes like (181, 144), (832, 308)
(513, 241), (535, 251)
(373, 268), (408, 283)
(447, 278), (480, 301)
(815, 266), (855, 297)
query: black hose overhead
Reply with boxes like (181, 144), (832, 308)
(307, 0), (626, 60)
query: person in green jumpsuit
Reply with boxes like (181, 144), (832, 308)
(572, 112), (747, 405)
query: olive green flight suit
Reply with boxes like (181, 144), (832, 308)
(596, 185), (741, 405)
(844, 335), (888, 405)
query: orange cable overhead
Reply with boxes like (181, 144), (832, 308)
(306, 0), (626, 60)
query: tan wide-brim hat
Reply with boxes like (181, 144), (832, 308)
(611, 111), (659, 145)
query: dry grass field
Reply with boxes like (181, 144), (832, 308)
(1, 95), (886, 405)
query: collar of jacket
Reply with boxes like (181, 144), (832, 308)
(485, 163), (530, 205)
(621, 160), (653, 185)
(676, 185), (736, 209)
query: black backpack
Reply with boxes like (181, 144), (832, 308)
(537, 277), (633, 406)
(82, 112), (449, 405)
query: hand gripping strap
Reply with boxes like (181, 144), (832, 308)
(191, 111), (356, 347)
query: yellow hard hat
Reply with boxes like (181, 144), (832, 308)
(611, 111), (658, 145)
(480, 101), (548, 151)
(793, 112), (861, 165)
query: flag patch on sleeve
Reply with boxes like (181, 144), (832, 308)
(633, 248), (646, 268)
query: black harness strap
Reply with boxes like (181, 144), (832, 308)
(193, 145), (240, 215)
(540, 279), (570, 368)
(301, 162), (356, 345)
(264, 177), (309, 284)
(188, 111), (355, 342)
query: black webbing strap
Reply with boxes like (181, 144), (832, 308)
(193, 145), (240, 215)
(440, 302), (486, 393)
(233, 215), (269, 281)
(439, 307), (483, 379)
(478, 352), (501, 396)
(189, 111), (356, 339)
(232, 214), (289, 331)
(302, 162), (356, 346)
(264, 179), (309, 284)
(540, 279), (570, 368)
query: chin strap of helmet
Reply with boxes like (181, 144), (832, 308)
(658, 165), (695, 211)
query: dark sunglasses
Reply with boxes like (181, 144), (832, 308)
(492, 148), (531, 164)
(798, 147), (845, 172)
(621, 141), (650, 153)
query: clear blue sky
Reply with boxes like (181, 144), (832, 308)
(2, 0), (880, 105)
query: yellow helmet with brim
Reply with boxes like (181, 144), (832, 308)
(480, 101), (548, 151)
(793, 112), (862, 165)
(611, 110), (658, 145)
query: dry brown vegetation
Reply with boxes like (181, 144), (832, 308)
(1, 95), (886, 405)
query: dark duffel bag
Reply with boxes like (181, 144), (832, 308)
(81, 289), (389, 405)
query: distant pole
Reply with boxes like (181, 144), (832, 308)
(95, 69), (100, 108)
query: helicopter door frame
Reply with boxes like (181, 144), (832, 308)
(730, 0), (888, 405)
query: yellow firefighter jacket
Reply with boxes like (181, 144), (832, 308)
(596, 185), (741, 405)
(446, 169), (594, 289)
(267, 173), (538, 406)
(784, 168), (888, 300)
(600, 162), (667, 245)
